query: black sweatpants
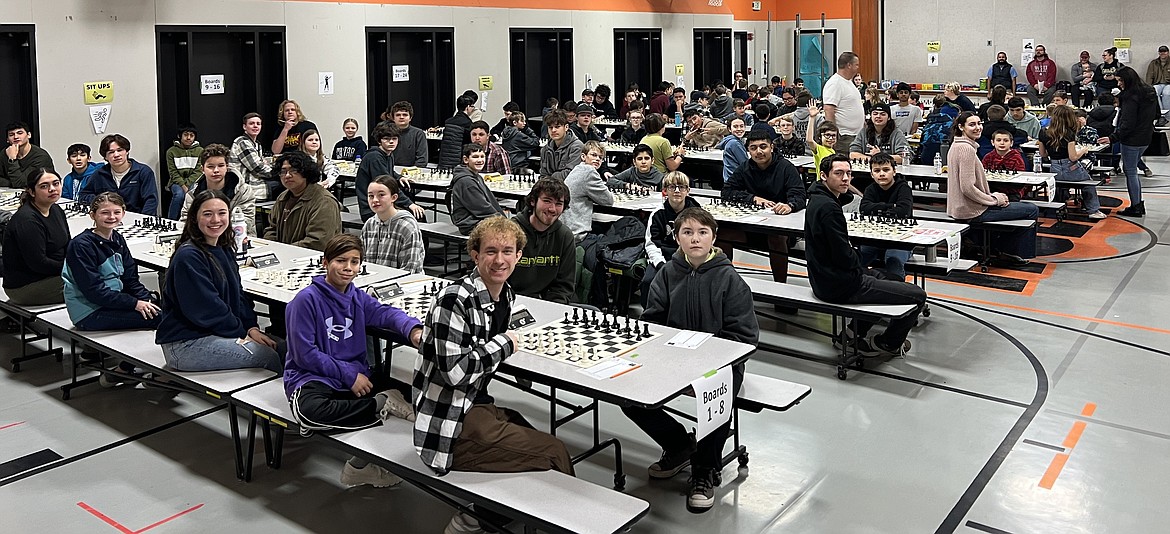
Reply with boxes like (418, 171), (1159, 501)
(290, 375), (410, 432)
(621, 363), (744, 473)
(845, 269), (927, 346)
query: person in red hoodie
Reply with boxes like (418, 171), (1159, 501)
(649, 81), (672, 115)
(981, 129), (1028, 202)
(1025, 44), (1058, 106)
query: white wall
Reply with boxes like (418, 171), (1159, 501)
(883, 0), (1170, 86)
(5, 0), (830, 171)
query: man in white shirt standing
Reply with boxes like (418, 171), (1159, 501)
(822, 52), (865, 152)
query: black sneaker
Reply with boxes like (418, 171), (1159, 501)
(686, 469), (717, 513)
(648, 435), (697, 479)
(867, 333), (910, 358)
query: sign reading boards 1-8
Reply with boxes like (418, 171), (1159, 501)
(84, 81), (114, 105)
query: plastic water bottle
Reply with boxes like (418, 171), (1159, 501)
(354, 153), (362, 167)
(232, 207), (247, 253)
(674, 112), (682, 127)
(1033, 153), (1043, 173)
(933, 153), (942, 174)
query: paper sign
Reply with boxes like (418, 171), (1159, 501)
(578, 358), (641, 380)
(1113, 38), (1131, 49)
(88, 105), (111, 134)
(83, 81), (114, 105)
(200, 74), (225, 95)
(392, 65), (409, 82)
(692, 366), (733, 440)
(946, 233), (962, 264)
(1022, 39), (1034, 51)
(1117, 48), (1130, 63)
(1021, 52), (1034, 66)
(677, 75), (686, 89)
(926, 41), (941, 52)
(318, 72), (334, 95)
(928, 53), (939, 67)
(675, 64), (685, 76)
(665, 330), (712, 349)
(478, 76), (494, 91)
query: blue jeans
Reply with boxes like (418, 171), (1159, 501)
(167, 184), (186, 220)
(75, 307), (161, 331)
(972, 202), (1039, 259)
(1119, 143), (1146, 205)
(162, 335), (282, 372)
(1050, 159), (1100, 213)
(858, 246), (912, 280)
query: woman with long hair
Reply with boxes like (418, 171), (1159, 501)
(1040, 106), (1104, 219)
(945, 111), (1039, 265)
(1098, 66), (1159, 216)
(2, 169), (69, 305)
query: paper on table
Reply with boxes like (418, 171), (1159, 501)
(665, 331), (712, 349)
(577, 358), (641, 380)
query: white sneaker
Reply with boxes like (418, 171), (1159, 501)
(378, 390), (416, 422)
(339, 459), (402, 487)
(444, 512), (485, 534)
(1088, 211), (1107, 220)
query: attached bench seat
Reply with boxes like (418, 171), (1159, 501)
(744, 277), (917, 379)
(0, 287), (67, 372)
(35, 307), (279, 479)
(231, 380), (649, 534)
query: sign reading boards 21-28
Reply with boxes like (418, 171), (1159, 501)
(84, 81), (114, 105)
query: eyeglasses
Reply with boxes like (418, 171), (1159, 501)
(667, 185), (689, 192)
(279, 168), (299, 176)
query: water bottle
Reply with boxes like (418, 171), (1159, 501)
(354, 153), (362, 167)
(674, 112), (682, 127)
(933, 153), (942, 174)
(231, 207), (247, 253)
(1033, 153), (1043, 173)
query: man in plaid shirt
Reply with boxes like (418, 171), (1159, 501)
(229, 112), (274, 197)
(412, 216), (572, 533)
(469, 121), (511, 175)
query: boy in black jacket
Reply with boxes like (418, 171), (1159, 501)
(624, 206), (758, 514)
(805, 154), (925, 357)
(857, 152), (914, 279)
(641, 171), (700, 306)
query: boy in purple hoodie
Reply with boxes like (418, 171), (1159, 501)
(283, 234), (423, 488)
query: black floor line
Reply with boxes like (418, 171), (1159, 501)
(1044, 218), (1160, 263)
(965, 520), (1016, 534)
(1021, 439), (1066, 452)
(932, 301), (1048, 534)
(758, 343), (1030, 409)
(0, 449), (63, 479)
(930, 297), (1170, 359)
(0, 405), (222, 488)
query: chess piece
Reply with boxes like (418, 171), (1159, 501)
(564, 311), (570, 323)
(572, 308), (579, 324)
(642, 323), (651, 337)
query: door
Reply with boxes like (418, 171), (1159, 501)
(734, 31), (748, 78)
(693, 29), (732, 90)
(613, 29), (662, 99)
(156, 27), (286, 153)
(510, 29), (574, 119)
(0, 26), (39, 139)
(367, 28), (455, 131)
(794, 30), (837, 99)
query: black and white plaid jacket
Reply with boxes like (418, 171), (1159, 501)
(411, 269), (514, 474)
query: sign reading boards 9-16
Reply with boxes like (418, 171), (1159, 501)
(83, 81), (114, 105)
(201, 74), (225, 95)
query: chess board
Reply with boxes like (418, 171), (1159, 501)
(703, 200), (772, 221)
(0, 193), (21, 212)
(60, 201), (94, 219)
(985, 170), (1023, 182)
(850, 160), (872, 173)
(403, 168), (454, 185)
(249, 265), (327, 292)
(380, 280), (450, 320)
(846, 214), (919, 240)
(611, 189), (656, 204)
(486, 175), (539, 193)
(518, 316), (659, 369)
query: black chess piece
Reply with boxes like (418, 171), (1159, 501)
(601, 314), (609, 330)
(572, 308), (579, 324)
(564, 311), (570, 323)
(642, 323), (651, 337)
(359, 264), (368, 276)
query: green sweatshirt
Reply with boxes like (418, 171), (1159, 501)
(164, 141), (203, 188)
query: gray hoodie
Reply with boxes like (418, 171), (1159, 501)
(539, 136), (583, 182)
(709, 95), (734, 120)
(1007, 110), (1042, 138)
(450, 166), (505, 235)
(562, 163), (614, 239)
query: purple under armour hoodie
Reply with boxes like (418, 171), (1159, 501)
(283, 275), (421, 398)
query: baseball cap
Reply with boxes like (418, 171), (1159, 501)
(870, 102), (892, 115)
(575, 103), (595, 116)
(1160, 45), (1169, 53)
(691, 90), (707, 102)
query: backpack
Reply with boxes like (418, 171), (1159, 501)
(580, 216), (647, 310)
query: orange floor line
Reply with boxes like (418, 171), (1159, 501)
(1039, 453), (1070, 489)
(1081, 403), (1097, 417)
(929, 292), (1170, 337)
(1062, 421), (1088, 449)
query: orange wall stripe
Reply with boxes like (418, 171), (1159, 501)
(286, 0), (851, 21)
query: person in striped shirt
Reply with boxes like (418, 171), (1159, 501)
(360, 174), (423, 274)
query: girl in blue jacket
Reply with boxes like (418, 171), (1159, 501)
(63, 192), (161, 330)
(155, 190), (280, 372)
(283, 233), (422, 487)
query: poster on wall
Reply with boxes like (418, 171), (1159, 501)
(1022, 39), (1034, 52)
(89, 105), (111, 134)
(319, 72), (334, 95)
(1021, 52), (1034, 66)
(1117, 48), (1130, 62)
(83, 81), (114, 105)
(200, 75), (225, 95)
(928, 52), (939, 67)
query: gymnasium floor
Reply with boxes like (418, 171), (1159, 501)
(3, 158), (1169, 533)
